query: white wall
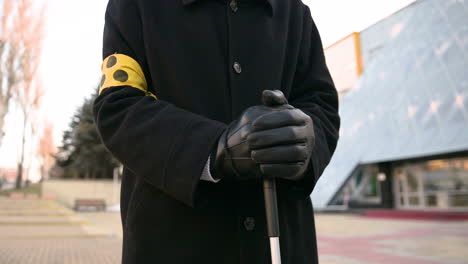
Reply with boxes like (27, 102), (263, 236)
(42, 179), (121, 209)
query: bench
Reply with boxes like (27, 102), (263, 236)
(74, 199), (106, 211)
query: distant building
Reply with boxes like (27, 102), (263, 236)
(313, 0), (468, 211)
(0, 168), (17, 183)
(324, 32), (363, 98)
(0, 167), (31, 188)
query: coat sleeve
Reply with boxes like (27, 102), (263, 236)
(93, 0), (226, 207)
(282, 5), (340, 199)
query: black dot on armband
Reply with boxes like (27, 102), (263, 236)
(107, 56), (117, 68)
(100, 74), (106, 87)
(113, 70), (129, 82)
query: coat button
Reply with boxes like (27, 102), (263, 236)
(233, 62), (242, 74)
(243, 217), (255, 231)
(230, 0), (238, 12)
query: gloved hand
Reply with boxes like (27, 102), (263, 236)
(213, 91), (292, 181)
(247, 90), (315, 181)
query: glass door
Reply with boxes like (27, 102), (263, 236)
(394, 167), (424, 209)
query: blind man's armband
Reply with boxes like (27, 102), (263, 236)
(99, 54), (157, 99)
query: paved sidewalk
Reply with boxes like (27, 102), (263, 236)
(0, 197), (121, 264)
(0, 238), (121, 264)
(77, 212), (123, 238)
(1, 196), (467, 264)
(72, 211), (468, 264)
(315, 214), (468, 264)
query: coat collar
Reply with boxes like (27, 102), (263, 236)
(182, 0), (276, 16)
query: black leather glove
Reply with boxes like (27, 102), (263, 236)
(213, 92), (292, 181)
(247, 90), (315, 181)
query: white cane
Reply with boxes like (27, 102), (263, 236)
(260, 89), (284, 264)
(263, 178), (281, 264)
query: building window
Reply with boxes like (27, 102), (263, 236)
(394, 156), (468, 210)
(331, 165), (382, 208)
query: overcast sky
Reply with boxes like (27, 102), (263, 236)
(0, 0), (416, 170)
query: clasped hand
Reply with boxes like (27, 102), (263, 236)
(215, 90), (315, 181)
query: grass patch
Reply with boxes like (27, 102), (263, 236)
(0, 183), (42, 196)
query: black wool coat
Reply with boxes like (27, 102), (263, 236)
(93, 0), (340, 263)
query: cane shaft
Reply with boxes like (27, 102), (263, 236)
(269, 237), (282, 264)
(263, 179), (280, 237)
(263, 179), (281, 263)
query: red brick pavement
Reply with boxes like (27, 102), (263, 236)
(317, 225), (468, 264)
(0, 238), (122, 264)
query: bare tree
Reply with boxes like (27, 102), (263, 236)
(38, 121), (55, 181)
(0, 0), (22, 148)
(12, 0), (46, 189)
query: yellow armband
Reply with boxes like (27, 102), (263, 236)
(99, 54), (157, 99)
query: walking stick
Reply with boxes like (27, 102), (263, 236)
(261, 89), (283, 264)
(263, 179), (281, 264)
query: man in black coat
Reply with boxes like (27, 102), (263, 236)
(93, 0), (340, 263)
